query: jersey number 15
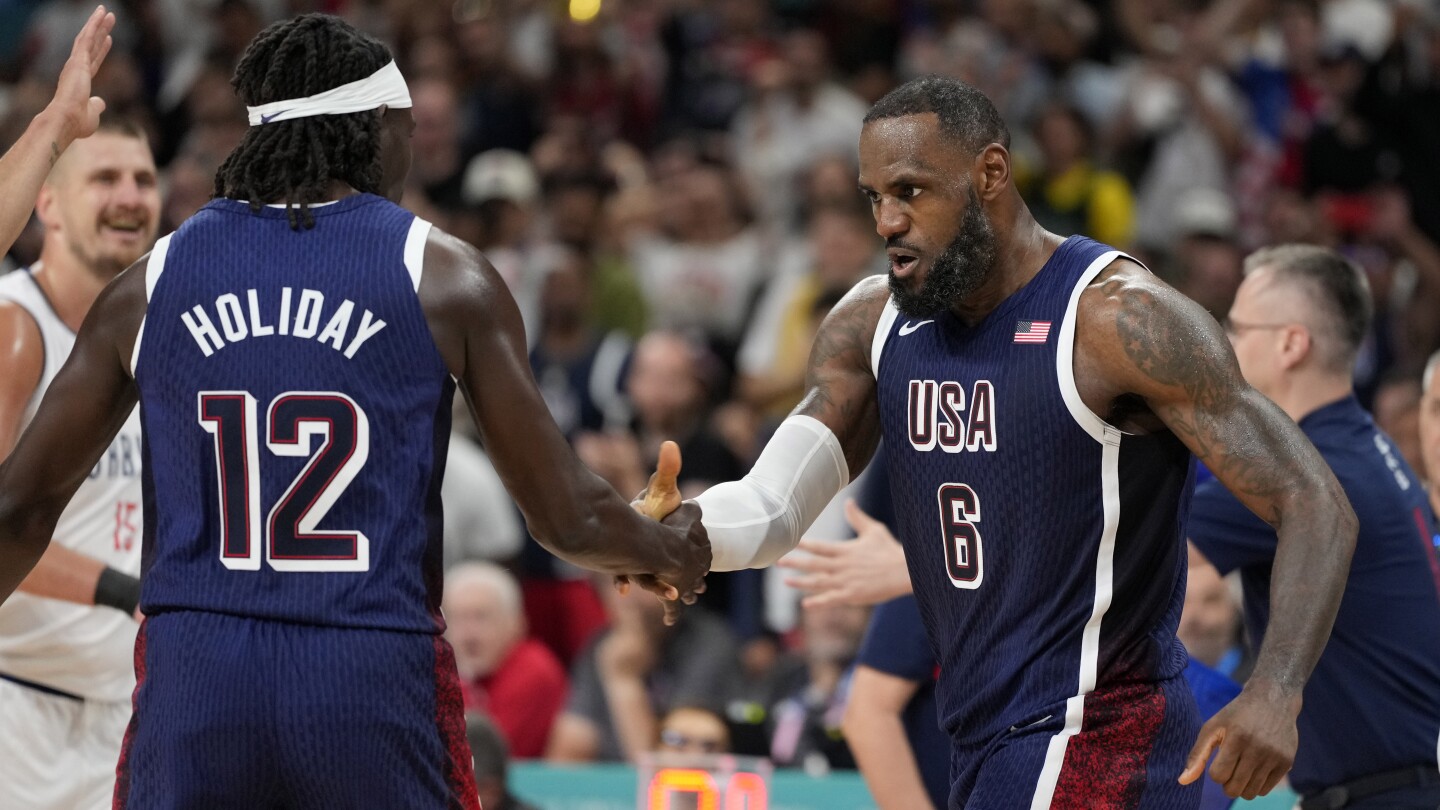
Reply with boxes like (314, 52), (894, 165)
(199, 390), (370, 573)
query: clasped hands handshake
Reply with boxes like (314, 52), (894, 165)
(620, 441), (710, 625)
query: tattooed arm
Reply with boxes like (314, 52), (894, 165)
(792, 274), (888, 476)
(1076, 261), (1357, 800)
(658, 276), (889, 574)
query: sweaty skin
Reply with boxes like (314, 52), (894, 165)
(0, 129), (710, 625)
(697, 111), (1354, 800)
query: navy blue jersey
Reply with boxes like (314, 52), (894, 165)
(1189, 396), (1440, 794)
(873, 236), (1197, 801)
(133, 195), (454, 633)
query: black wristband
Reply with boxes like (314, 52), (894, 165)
(94, 567), (141, 615)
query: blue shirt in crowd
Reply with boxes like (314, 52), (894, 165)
(1188, 395), (1440, 795)
(855, 595), (952, 810)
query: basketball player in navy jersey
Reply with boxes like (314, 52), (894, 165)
(641, 76), (1358, 807)
(0, 15), (707, 809)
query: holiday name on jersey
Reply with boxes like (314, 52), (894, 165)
(906, 379), (997, 453)
(180, 288), (386, 360)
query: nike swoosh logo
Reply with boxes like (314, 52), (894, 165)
(259, 110), (290, 124)
(1009, 714), (1053, 733)
(898, 320), (934, 336)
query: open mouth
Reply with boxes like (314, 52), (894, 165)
(887, 249), (920, 278)
(102, 220), (146, 238)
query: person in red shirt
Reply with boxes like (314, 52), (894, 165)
(445, 562), (569, 758)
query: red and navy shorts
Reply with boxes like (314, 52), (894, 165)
(114, 611), (478, 810)
(953, 676), (1202, 809)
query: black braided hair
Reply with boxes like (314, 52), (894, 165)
(214, 14), (392, 229)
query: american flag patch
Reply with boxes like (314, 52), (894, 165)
(1014, 320), (1052, 343)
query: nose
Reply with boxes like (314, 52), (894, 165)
(111, 174), (152, 211)
(874, 198), (909, 240)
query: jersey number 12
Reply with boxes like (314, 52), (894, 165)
(199, 390), (370, 572)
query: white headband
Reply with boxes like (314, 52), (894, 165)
(246, 60), (412, 126)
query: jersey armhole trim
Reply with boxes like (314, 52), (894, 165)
(870, 293), (900, 379)
(130, 234), (173, 377)
(404, 217), (433, 293)
(1056, 249), (1125, 446)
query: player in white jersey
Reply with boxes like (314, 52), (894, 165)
(0, 111), (159, 809)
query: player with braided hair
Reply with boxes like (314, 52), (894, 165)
(0, 13), (709, 808)
(214, 14), (389, 228)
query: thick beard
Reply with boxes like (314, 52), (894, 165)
(888, 190), (997, 319)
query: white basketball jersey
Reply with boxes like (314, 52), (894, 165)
(0, 266), (142, 702)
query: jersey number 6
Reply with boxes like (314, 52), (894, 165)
(199, 390), (370, 573)
(938, 483), (983, 589)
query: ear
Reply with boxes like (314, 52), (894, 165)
(34, 184), (60, 230)
(1278, 324), (1312, 371)
(974, 143), (1011, 202)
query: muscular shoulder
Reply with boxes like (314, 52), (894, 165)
(1072, 258), (1241, 424)
(810, 274), (891, 373)
(418, 227), (506, 307)
(0, 300), (44, 403)
(416, 226), (523, 377)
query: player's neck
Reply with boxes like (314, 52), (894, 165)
(950, 216), (1063, 326)
(1429, 482), (1440, 520)
(260, 180), (360, 206)
(1274, 373), (1353, 423)
(32, 247), (110, 331)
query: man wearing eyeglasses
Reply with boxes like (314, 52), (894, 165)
(1191, 244), (1440, 809)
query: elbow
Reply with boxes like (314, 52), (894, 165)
(1336, 495), (1359, 551)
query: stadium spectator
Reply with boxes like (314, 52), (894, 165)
(1178, 546), (1244, 678)
(1422, 351), (1440, 519)
(546, 578), (740, 764)
(529, 246), (632, 439)
(730, 28), (866, 228)
(657, 705), (732, 756)
(1372, 373), (1425, 477)
(445, 562), (568, 759)
(1165, 187), (1244, 319)
(628, 163), (769, 354)
(765, 602), (867, 773)
(1015, 100), (1135, 249)
(466, 714), (542, 810)
(441, 433), (524, 567)
(736, 203), (879, 422)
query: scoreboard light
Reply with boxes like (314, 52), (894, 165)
(636, 753), (772, 810)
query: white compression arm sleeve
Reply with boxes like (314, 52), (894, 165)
(695, 415), (850, 571)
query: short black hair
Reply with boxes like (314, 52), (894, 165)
(465, 713), (508, 785)
(1243, 244), (1372, 373)
(214, 14), (393, 229)
(863, 75), (1011, 155)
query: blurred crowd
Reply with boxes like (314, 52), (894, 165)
(4, 0), (1440, 778)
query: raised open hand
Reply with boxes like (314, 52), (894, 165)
(48, 6), (116, 148)
(776, 499), (912, 608)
